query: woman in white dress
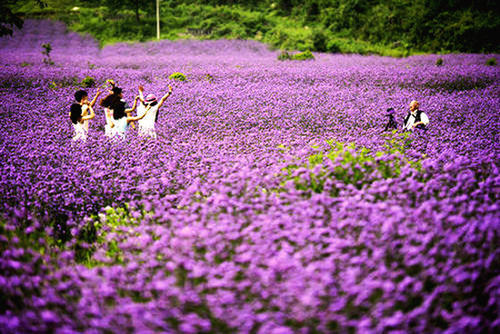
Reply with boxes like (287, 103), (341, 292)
(136, 85), (173, 138)
(100, 82), (123, 138)
(70, 102), (95, 141)
(109, 97), (149, 139)
(74, 88), (102, 133)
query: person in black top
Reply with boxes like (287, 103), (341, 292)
(403, 100), (429, 131)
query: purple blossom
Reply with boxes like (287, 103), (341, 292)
(0, 19), (499, 333)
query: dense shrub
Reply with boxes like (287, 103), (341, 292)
(291, 50), (314, 60)
(41, 42), (54, 65)
(326, 39), (341, 53)
(80, 76), (95, 88)
(486, 57), (497, 66)
(282, 134), (421, 195)
(169, 72), (187, 81)
(311, 29), (328, 52)
(277, 50), (292, 61)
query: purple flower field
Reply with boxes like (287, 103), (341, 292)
(0, 20), (499, 333)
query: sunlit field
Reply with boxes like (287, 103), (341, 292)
(1, 20), (499, 333)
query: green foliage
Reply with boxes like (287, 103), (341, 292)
(79, 75), (95, 88)
(41, 42), (54, 65)
(41, 42), (52, 56)
(14, 0), (499, 54)
(436, 58), (443, 66)
(68, 6), (156, 47)
(48, 80), (57, 89)
(204, 73), (214, 82)
(277, 50), (292, 61)
(325, 39), (341, 53)
(169, 72), (187, 81)
(0, 0), (30, 37)
(20, 61), (32, 67)
(486, 57), (497, 66)
(264, 24), (314, 51)
(75, 205), (142, 266)
(325, 36), (409, 57)
(282, 132), (423, 195)
(291, 50), (314, 60)
(311, 28), (327, 52)
(48, 76), (78, 89)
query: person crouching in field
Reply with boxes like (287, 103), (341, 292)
(109, 97), (148, 138)
(136, 85), (173, 139)
(70, 102), (95, 141)
(74, 88), (102, 133)
(403, 100), (429, 131)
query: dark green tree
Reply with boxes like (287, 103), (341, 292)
(102, 0), (143, 22)
(0, 1), (46, 36)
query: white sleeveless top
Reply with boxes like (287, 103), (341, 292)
(138, 103), (159, 138)
(104, 107), (115, 137)
(72, 121), (87, 141)
(113, 116), (128, 138)
(81, 104), (90, 132)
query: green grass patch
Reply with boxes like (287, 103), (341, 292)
(282, 132), (424, 195)
(75, 205), (144, 266)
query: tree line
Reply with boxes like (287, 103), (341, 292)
(3, 0), (499, 53)
(179, 0), (500, 52)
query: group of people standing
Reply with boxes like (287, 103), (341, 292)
(70, 83), (428, 142)
(70, 80), (173, 141)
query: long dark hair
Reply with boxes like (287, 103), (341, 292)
(100, 86), (123, 109)
(100, 93), (121, 109)
(113, 101), (127, 120)
(70, 103), (82, 124)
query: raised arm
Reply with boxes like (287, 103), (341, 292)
(89, 88), (102, 108)
(81, 104), (95, 121)
(104, 79), (116, 96)
(125, 96), (140, 114)
(157, 85), (173, 109)
(127, 104), (151, 123)
(138, 85), (145, 103)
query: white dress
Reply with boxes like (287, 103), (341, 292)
(72, 121), (87, 141)
(103, 107), (115, 137)
(81, 104), (90, 132)
(137, 103), (159, 138)
(113, 116), (129, 138)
